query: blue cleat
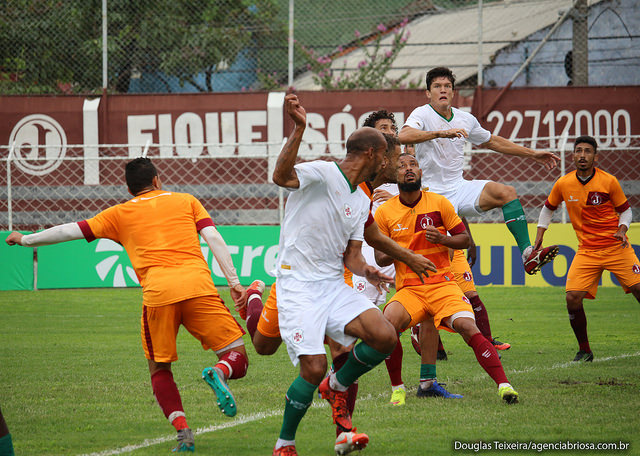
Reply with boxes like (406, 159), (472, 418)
(202, 367), (237, 417)
(416, 380), (463, 399)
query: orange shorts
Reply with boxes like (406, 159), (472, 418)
(389, 280), (473, 332)
(141, 294), (245, 363)
(256, 283), (281, 338)
(450, 249), (476, 294)
(566, 245), (640, 299)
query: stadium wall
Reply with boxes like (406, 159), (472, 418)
(2, 223), (638, 291)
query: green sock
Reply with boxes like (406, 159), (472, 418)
(279, 376), (316, 440)
(420, 363), (436, 382)
(0, 433), (15, 456)
(336, 342), (390, 387)
(502, 199), (531, 254)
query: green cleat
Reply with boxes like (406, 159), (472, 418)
(202, 367), (237, 417)
(572, 350), (594, 362)
(389, 387), (406, 406)
(499, 385), (519, 404)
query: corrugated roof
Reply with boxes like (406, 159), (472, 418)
(293, 0), (601, 89)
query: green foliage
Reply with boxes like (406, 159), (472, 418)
(1, 287), (639, 455)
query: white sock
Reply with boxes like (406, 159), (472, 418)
(391, 384), (405, 391)
(521, 245), (533, 263)
(498, 382), (512, 390)
(275, 438), (295, 449)
(329, 373), (348, 392)
(419, 379), (435, 390)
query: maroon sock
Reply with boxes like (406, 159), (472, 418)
(467, 333), (508, 385)
(437, 335), (445, 352)
(470, 295), (492, 340)
(245, 294), (264, 339)
(568, 307), (591, 353)
(384, 336), (404, 387)
(216, 350), (249, 380)
(151, 369), (187, 430)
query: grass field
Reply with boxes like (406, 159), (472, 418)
(1, 287), (638, 456)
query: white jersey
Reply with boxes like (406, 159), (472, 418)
(404, 104), (491, 194)
(276, 160), (370, 282)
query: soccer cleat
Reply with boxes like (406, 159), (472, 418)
(410, 325), (422, 355)
(416, 380), (463, 399)
(319, 376), (352, 432)
(572, 350), (594, 362)
(202, 367), (237, 417)
(524, 245), (559, 275)
(499, 385), (519, 404)
(172, 428), (195, 453)
(437, 349), (448, 361)
(492, 338), (511, 350)
(272, 445), (298, 456)
(335, 427), (369, 455)
(389, 387), (406, 406)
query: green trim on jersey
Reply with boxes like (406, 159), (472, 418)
(334, 162), (357, 193)
(429, 103), (454, 122)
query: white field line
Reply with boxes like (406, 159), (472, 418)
(79, 351), (640, 456)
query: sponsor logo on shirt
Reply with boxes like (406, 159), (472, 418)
(568, 195), (579, 202)
(586, 191), (610, 206)
(393, 224), (408, 232)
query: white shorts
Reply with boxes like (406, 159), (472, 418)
(437, 179), (491, 217)
(351, 241), (395, 306)
(276, 275), (377, 365)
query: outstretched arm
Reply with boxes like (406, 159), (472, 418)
(365, 222), (436, 283)
(399, 125), (468, 144)
(5, 223), (83, 247)
(480, 135), (560, 171)
(200, 226), (246, 311)
(344, 239), (394, 294)
(272, 94), (307, 188)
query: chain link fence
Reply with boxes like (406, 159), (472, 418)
(3, 0), (636, 94)
(2, 135), (639, 231)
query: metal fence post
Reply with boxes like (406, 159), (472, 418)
(7, 142), (15, 231)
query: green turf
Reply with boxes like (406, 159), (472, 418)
(0, 287), (638, 455)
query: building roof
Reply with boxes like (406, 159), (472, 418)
(293, 0), (601, 90)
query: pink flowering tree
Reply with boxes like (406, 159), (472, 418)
(299, 19), (419, 90)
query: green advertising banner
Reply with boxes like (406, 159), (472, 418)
(36, 225), (280, 289)
(0, 231), (34, 290)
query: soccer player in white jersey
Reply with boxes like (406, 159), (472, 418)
(270, 94), (435, 456)
(399, 66), (561, 275)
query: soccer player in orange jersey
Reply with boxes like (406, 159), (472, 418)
(534, 135), (639, 362)
(5, 158), (249, 453)
(374, 153), (519, 404)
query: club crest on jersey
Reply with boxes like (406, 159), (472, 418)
(586, 191), (610, 206)
(463, 271), (472, 282)
(355, 280), (366, 293)
(415, 211), (443, 231)
(343, 203), (353, 218)
(633, 264), (640, 274)
(292, 329), (304, 344)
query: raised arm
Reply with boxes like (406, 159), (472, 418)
(398, 125), (468, 144)
(272, 94), (307, 188)
(5, 223), (84, 247)
(479, 135), (560, 171)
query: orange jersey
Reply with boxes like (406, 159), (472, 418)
(546, 169), (630, 250)
(343, 181), (376, 284)
(79, 190), (218, 307)
(374, 191), (465, 288)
